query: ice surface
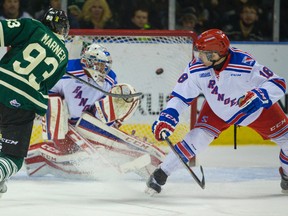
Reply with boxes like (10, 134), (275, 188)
(0, 146), (287, 216)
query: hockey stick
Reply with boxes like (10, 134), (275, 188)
(65, 72), (143, 99)
(234, 125), (237, 149)
(161, 132), (205, 189)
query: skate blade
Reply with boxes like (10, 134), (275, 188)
(281, 189), (288, 194)
(144, 187), (158, 196)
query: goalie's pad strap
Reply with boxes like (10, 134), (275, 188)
(66, 124), (96, 155)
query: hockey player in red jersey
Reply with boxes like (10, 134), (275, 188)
(0, 8), (69, 198)
(146, 29), (288, 194)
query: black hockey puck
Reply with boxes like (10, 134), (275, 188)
(155, 68), (164, 75)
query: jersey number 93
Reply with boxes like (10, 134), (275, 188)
(7, 20), (59, 91)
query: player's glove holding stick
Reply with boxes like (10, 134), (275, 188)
(238, 88), (272, 115)
(152, 108), (179, 141)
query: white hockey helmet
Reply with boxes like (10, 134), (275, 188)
(80, 44), (112, 86)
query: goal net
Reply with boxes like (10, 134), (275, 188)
(30, 29), (197, 148)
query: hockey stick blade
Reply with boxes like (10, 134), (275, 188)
(161, 132), (205, 189)
(66, 72), (143, 99)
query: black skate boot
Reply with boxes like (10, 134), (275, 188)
(279, 167), (288, 193)
(0, 181), (7, 198)
(145, 168), (168, 195)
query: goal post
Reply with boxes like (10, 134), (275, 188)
(30, 29), (198, 149)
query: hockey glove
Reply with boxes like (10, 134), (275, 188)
(152, 108), (179, 141)
(238, 88), (272, 115)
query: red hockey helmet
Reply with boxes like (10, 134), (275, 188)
(194, 29), (230, 57)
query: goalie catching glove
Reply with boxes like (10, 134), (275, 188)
(152, 108), (179, 141)
(93, 83), (139, 125)
(238, 88), (272, 115)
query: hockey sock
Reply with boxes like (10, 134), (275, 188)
(0, 153), (23, 182)
(280, 149), (288, 176)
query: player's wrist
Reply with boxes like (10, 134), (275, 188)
(251, 88), (272, 108)
(159, 108), (179, 127)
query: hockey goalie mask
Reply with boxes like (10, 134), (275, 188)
(80, 44), (112, 86)
(94, 83), (139, 124)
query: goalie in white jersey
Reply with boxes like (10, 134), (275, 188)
(24, 44), (165, 179)
(146, 29), (288, 194)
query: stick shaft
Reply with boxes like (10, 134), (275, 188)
(162, 132), (205, 189)
(66, 72), (142, 98)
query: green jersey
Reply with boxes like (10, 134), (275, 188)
(0, 18), (68, 115)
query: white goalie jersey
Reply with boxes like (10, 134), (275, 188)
(49, 59), (117, 125)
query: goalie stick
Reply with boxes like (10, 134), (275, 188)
(65, 72), (143, 99)
(162, 132), (205, 189)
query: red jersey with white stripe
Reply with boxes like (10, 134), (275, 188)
(168, 47), (286, 126)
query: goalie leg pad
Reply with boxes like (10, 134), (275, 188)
(75, 112), (165, 178)
(25, 142), (92, 177)
(76, 112), (166, 161)
(42, 95), (69, 140)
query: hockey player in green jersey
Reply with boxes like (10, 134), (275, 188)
(0, 8), (69, 198)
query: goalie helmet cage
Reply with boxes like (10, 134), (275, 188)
(30, 29), (198, 158)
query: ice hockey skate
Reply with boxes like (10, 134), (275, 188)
(279, 167), (288, 193)
(0, 181), (7, 198)
(145, 168), (168, 195)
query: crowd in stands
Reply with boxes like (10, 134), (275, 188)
(0, 0), (287, 41)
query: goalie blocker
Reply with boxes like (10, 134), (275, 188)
(25, 83), (165, 179)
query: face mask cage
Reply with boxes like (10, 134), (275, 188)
(193, 47), (216, 62)
(54, 22), (70, 38)
(81, 54), (112, 86)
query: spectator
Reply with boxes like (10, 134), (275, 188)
(78, 0), (113, 29)
(114, 0), (167, 29)
(201, 0), (227, 30)
(0, 0), (32, 19)
(123, 6), (153, 30)
(149, 0), (169, 29)
(34, 0), (60, 20)
(176, 11), (198, 32)
(176, 7), (199, 33)
(68, 4), (81, 21)
(223, 3), (265, 41)
(176, 3), (208, 33)
(25, 0), (43, 17)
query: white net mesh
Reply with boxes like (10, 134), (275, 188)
(30, 30), (197, 147)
